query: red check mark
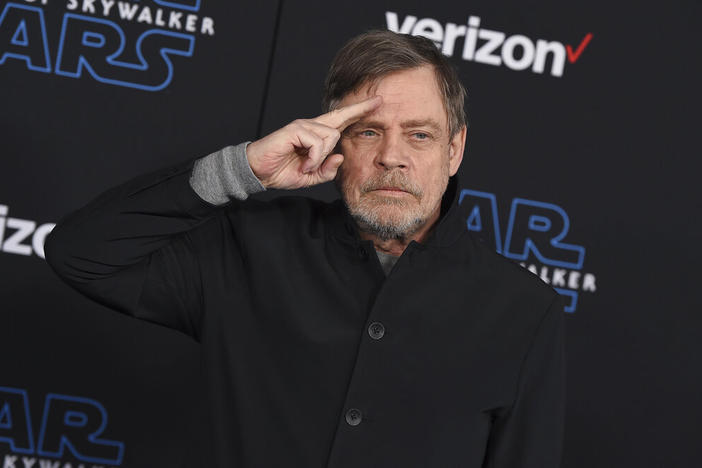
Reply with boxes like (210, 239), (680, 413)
(566, 33), (593, 63)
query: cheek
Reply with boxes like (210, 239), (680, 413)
(418, 153), (450, 196)
(340, 144), (372, 178)
(338, 160), (364, 199)
(341, 140), (369, 162)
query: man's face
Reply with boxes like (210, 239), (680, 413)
(335, 65), (465, 241)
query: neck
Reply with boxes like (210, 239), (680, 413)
(358, 205), (441, 256)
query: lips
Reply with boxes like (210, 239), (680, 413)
(374, 187), (406, 192)
(359, 172), (421, 198)
(370, 187), (411, 196)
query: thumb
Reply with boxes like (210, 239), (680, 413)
(318, 153), (344, 182)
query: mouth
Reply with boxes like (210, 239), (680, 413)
(371, 187), (409, 194)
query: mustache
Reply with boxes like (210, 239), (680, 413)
(360, 171), (423, 198)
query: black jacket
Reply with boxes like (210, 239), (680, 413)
(45, 153), (565, 468)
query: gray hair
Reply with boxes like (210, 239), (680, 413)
(322, 30), (467, 138)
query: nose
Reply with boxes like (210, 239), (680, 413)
(374, 132), (409, 171)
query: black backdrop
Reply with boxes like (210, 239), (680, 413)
(1, 0), (700, 466)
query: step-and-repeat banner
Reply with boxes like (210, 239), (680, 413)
(1, 0), (699, 466)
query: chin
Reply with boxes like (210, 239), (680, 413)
(373, 206), (417, 224)
(351, 203), (428, 240)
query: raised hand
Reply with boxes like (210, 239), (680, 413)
(246, 96), (382, 189)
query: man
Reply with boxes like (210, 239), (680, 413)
(45, 31), (565, 467)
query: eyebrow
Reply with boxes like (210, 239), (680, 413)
(347, 119), (443, 133)
(400, 119), (442, 133)
(347, 120), (385, 130)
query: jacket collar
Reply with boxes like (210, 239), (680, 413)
(327, 174), (465, 249)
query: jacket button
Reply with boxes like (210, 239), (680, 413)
(357, 246), (368, 260)
(368, 321), (385, 340)
(345, 408), (362, 426)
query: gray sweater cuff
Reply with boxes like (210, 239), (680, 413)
(189, 142), (266, 205)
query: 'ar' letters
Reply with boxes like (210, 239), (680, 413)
(0, 3), (194, 90)
(0, 387), (124, 465)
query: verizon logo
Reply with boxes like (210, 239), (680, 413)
(0, 204), (55, 259)
(386, 12), (593, 77)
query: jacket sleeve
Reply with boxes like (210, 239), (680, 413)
(44, 143), (264, 340)
(483, 294), (567, 468)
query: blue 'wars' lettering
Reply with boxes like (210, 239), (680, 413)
(0, 3), (195, 91)
(459, 189), (588, 312)
(0, 386), (124, 465)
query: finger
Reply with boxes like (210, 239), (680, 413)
(316, 153), (344, 182)
(314, 95), (382, 131)
(298, 120), (341, 157)
(294, 129), (325, 173)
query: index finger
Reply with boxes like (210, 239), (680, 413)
(314, 95), (382, 131)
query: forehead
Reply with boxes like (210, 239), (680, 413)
(338, 65), (448, 131)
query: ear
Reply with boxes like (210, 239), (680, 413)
(448, 125), (467, 176)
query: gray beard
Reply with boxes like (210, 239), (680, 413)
(346, 202), (426, 241)
(335, 164), (439, 241)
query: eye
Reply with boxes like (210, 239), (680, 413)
(412, 132), (429, 140)
(360, 130), (378, 137)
